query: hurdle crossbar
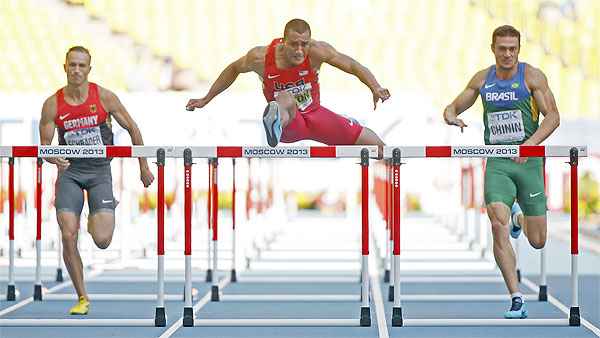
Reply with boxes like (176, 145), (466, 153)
(385, 146), (585, 327)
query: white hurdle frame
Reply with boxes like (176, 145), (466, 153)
(0, 147), (172, 327)
(182, 145), (378, 327)
(383, 145), (586, 327)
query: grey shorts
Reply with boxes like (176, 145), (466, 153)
(55, 164), (115, 216)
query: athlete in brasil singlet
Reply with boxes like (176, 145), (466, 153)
(481, 62), (547, 216)
(444, 26), (560, 320)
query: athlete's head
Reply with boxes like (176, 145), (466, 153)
(282, 19), (311, 66)
(491, 25), (520, 71)
(64, 46), (92, 86)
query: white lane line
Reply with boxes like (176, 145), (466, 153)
(370, 231), (390, 338)
(522, 277), (600, 337)
(371, 275), (390, 338)
(0, 268), (104, 318)
(158, 276), (231, 338)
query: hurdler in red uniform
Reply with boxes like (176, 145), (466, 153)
(186, 18), (390, 147)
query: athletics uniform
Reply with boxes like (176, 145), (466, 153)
(262, 38), (363, 145)
(480, 62), (546, 216)
(54, 83), (115, 216)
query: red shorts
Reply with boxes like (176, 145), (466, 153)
(281, 105), (363, 145)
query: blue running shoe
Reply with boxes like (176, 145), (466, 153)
(504, 296), (528, 319)
(262, 101), (282, 147)
(510, 202), (523, 239)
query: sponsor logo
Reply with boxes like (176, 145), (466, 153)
(102, 199), (112, 204)
(89, 104), (97, 113)
(242, 147), (309, 157)
(484, 83), (496, 89)
(299, 70), (308, 76)
(488, 110), (520, 122)
(59, 113), (70, 120)
(267, 74), (280, 79)
(485, 91), (518, 102)
(529, 192), (542, 198)
(511, 82), (519, 89)
(452, 147), (518, 156)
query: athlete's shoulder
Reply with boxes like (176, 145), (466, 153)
(41, 93), (57, 120)
(468, 68), (489, 90)
(523, 63), (544, 79)
(43, 91), (58, 110)
(245, 45), (267, 68)
(248, 45), (267, 60)
(308, 40), (339, 66)
(95, 84), (117, 100)
(523, 63), (547, 89)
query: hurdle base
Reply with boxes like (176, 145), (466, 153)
(154, 307), (166, 327)
(569, 306), (580, 326)
(360, 307), (371, 327)
(392, 307), (403, 326)
(231, 269), (237, 283)
(205, 269), (213, 282)
(183, 307), (194, 327)
(6, 285), (16, 301)
(34, 284), (42, 301)
(56, 268), (64, 282)
(384, 270), (390, 283)
(211, 286), (220, 301)
(538, 285), (547, 301)
(388, 285), (394, 301)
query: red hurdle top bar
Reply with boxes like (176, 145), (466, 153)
(383, 145), (587, 158)
(0, 145), (587, 159)
(0, 146), (379, 159)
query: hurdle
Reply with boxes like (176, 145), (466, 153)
(176, 145), (377, 327)
(384, 145), (586, 327)
(0, 146), (183, 327)
(373, 158), (502, 304)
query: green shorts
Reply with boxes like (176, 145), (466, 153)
(484, 157), (547, 216)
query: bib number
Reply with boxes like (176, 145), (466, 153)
(275, 83), (313, 112)
(488, 110), (525, 143)
(64, 126), (103, 145)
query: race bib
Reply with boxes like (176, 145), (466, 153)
(488, 109), (525, 144)
(64, 126), (103, 145)
(275, 83), (313, 112)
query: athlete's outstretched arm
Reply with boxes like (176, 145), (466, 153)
(100, 87), (154, 188)
(313, 41), (390, 110)
(524, 65), (560, 145)
(186, 46), (264, 111)
(443, 70), (486, 131)
(39, 96), (70, 171)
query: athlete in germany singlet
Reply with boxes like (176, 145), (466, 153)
(54, 82), (116, 216)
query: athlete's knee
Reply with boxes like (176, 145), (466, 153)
(527, 232), (546, 249)
(61, 229), (78, 247)
(355, 127), (385, 147)
(93, 234), (113, 250)
(275, 91), (295, 110)
(490, 220), (508, 238)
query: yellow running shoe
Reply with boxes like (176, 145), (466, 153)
(69, 296), (89, 315)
